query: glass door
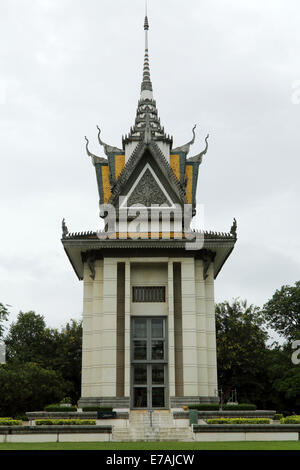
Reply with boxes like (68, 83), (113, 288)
(131, 317), (168, 409)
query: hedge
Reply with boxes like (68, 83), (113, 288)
(280, 416), (300, 424)
(206, 418), (270, 424)
(0, 418), (22, 426)
(35, 419), (96, 426)
(82, 407), (113, 412)
(186, 404), (256, 411)
(44, 405), (77, 412)
(273, 414), (284, 421)
(186, 404), (219, 411)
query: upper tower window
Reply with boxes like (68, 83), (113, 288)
(132, 286), (165, 303)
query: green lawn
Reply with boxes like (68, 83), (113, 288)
(0, 441), (300, 450)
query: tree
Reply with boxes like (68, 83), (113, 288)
(262, 281), (300, 341)
(216, 299), (269, 407)
(5, 311), (56, 365)
(265, 343), (300, 413)
(0, 303), (9, 338)
(5, 312), (82, 405)
(0, 362), (68, 417)
(50, 320), (82, 403)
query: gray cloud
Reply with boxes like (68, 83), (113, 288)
(1, 0), (299, 330)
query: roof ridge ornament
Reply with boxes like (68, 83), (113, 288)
(230, 218), (237, 237)
(62, 218), (69, 239)
(188, 133), (209, 163)
(97, 125), (123, 156)
(172, 124), (197, 154)
(85, 136), (106, 164)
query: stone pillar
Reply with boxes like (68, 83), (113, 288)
(181, 258), (199, 396)
(91, 259), (103, 397)
(195, 259), (209, 397)
(205, 262), (218, 398)
(101, 258), (118, 397)
(124, 260), (131, 398)
(167, 260), (176, 400)
(81, 262), (94, 397)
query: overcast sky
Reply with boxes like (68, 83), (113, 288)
(0, 0), (299, 333)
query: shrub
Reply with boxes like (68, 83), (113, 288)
(82, 407), (113, 412)
(0, 418), (22, 426)
(186, 404), (219, 411)
(186, 403), (257, 411)
(44, 404), (77, 412)
(60, 397), (72, 404)
(280, 416), (300, 424)
(35, 419), (96, 425)
(273, 414), (283, 421)
(206, 418), (270, 424)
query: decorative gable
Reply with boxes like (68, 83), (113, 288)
(125, 164), (174, 208)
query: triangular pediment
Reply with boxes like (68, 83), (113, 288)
(120, 164), (175, 208)
(109, 142), (187, 208)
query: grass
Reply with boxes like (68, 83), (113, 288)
(0, 441), (300, 451)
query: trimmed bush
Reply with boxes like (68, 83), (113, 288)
(82, 407), (113, 412)
(186, 404), (219, 411)
(44, 405), (77, 412)
(273, 414), (283, 421)
(186, 403), (256, 411)
(0, 418), (22, 426)
(206, 418), (270, 424)
(35, 419), (96, 425)
(280, 415), (300, 424)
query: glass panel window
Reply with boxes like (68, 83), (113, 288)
(133, 340), (147, 360)
(152, 365), (164, 384)
(152, 387), (165, 407)
(134, 388), (147, 408)
(134, 365), (147, 384)
(151, 340), (164, 360)
(151, 318), (164, 338)
(133, 318), (147, 338)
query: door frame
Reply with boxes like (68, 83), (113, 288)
(130, 316), (169, 410)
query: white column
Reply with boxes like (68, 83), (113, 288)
(205, 262), (218, 397)
(168, 260), (175, 399)
(195, 259), (209, 397)
(102, 258), (118, 397)
(181, 258), (199, 396)
(91, 259), (103, 397)
(124, 260), (131, 398)
(81, 262), (94, 397)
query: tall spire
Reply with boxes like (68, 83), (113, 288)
(141, 2), (153, 99)
(122, 6), (173, 154)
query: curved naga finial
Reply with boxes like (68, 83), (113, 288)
(97, 125), (123, 156)
(62, 218), (68, 238)
(85, 136), (106, 164)
(230, 217), (237, 237)
(172, 124), (197, 154)
(188, 134), (209, 163)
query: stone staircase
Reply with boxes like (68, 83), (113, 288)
(112, 411), (194, 442)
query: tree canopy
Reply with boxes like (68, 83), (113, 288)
(262, 281), (300, 341)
